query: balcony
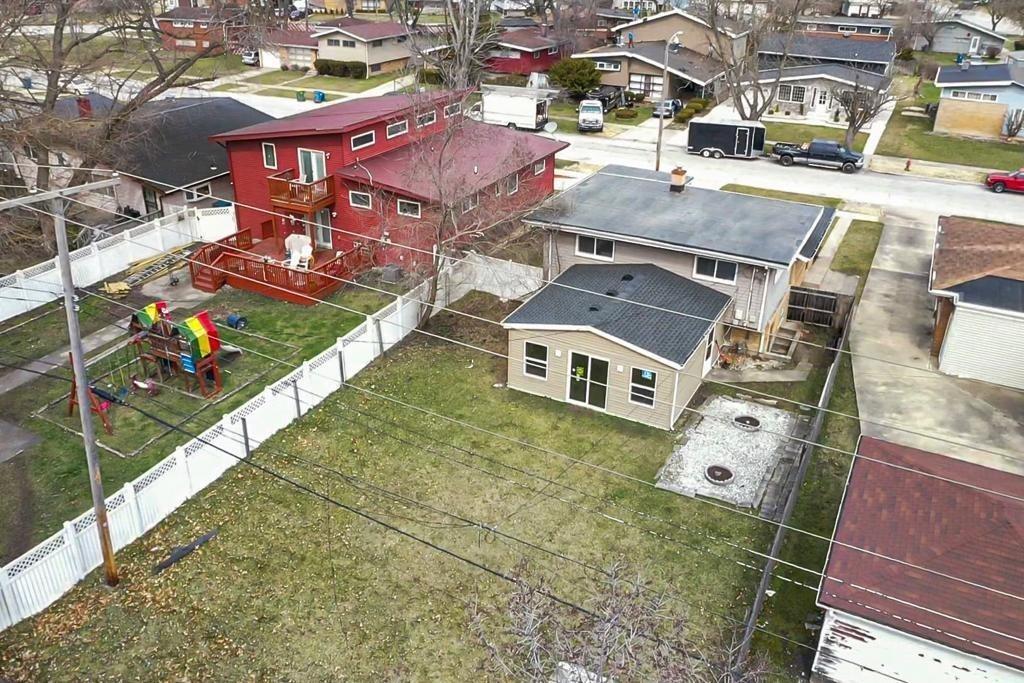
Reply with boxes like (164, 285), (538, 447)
(267, 169), (335, 213)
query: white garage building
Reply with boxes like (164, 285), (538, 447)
(930, 216), (1024, 390)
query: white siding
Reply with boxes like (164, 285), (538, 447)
(938, 305), (1024, 390)
(814, 610), (1024, 683)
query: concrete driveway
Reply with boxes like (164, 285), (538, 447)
(850, 209), (1024, 474)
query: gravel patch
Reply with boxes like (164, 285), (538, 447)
(656, 395), (797, 508)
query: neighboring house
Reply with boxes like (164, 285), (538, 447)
(749, 64), (891, 122)
(502, 263), (730, 430)
(813, 436), (1024, 683)
(523, 165), (835, 354)
(795, 15), (895, 41)
(490, 0), (532, 16)
(839, 0), (894, 17)
(759, 33), (897, 75)
(311, 18), (413, 75)
(934, 62), (1024, 138)
(610, 0), (669, 14)
(485, 28), (569, 75)
(258, 27), (319, 70)
(920, 16), (1005, 56)
(153, 5), (245, 54)
(929, 216), (1024, 390)
(571, 8), (748, 99)
(210, 91), (566, 267)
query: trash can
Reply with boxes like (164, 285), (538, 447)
(313, 90), (325, 104)
(296, 90), (306, 102)
(226, 313), (248, 330)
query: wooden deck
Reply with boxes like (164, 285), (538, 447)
(189, 230), (372, 305)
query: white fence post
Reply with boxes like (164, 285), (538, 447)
(336, 337), (347, 383)
(175, 447), (193, 496)
(0, 567), (18, 625)
(121, 483), (144, 537)
(62, 521), (86, 580)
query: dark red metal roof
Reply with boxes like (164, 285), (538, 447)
(820, 436), (1024, 671)
(210, 91), (457, 142)
(335, 120), (567, 202)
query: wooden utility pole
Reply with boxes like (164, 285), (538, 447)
(0, 178), (122, 586)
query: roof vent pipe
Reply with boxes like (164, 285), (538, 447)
(670, 167), (687, 193)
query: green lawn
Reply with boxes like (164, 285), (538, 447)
(720, 184), (844, 209)
(255, 87), (338, 101)
(185, 53), (247, 78)
(549, 101), (654, 127)
(763, 121), (868, 152)
(0, 294), (773, 681)
(876, 76), (1024, 169)
(211, 82), (249, 92)
(290, 72), (398, 93)
(244, 69), (305, 86)
(0, 287), (388, 563)
(831, 220), (884, 297)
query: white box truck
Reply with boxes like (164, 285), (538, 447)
(469, 84), (559, 131)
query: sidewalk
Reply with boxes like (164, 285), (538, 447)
(869, 155), (993, 184)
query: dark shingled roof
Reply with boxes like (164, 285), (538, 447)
(503, 264), (731, 365)
(932, 216), (1024, 313)
(760, 33), (896, 65)
(800, 207), (836, 260)
(820, 437), (1024, 672)
(121, 97), (271, 190)
(949, 277), (1024, 313)
(576, 42), (724, 86)
(796, 15), (895, 28)
(935, 62), (1024, 87)
(526, 166), (826, 266)
(755, 63), (890, 91)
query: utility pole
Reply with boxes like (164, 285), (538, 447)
(0, 178), (122, 587)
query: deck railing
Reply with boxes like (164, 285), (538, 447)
(267, 169), (335, 211)
(189, 228), (253, 287)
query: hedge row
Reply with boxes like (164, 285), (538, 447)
(313, 59), (367, 79)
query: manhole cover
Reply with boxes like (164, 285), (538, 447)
(733, 415), (761, 432)
(705, 465), (735, 485)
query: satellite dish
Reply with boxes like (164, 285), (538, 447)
(543, 121), (558, 134)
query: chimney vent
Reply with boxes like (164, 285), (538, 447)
(670, 167), (687, 193)
(76, 96), (92, 119)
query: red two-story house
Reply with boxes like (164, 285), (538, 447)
(486, 27), (570, 75)
(197, 91), (566, 303)
(154, 6), (246, 54)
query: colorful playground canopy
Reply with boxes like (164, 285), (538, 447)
(134, 300), (168, 327)
(177, 311), (220, 359)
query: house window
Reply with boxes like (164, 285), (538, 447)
(371, 39), (383, 47)
(351, 130), (375, 151)
(870, 27), (882, 35)
(444, 102), (462, 118)
(262, 142), (277, 169)
(694, 256), (738, 284)
(184, 183), (211, 203)
(629, 367), (657, 407)
(524, 342), (548, 379)
(343, 39), (356, 48)
(533, 51), (542, 59)
(838, 25), (857, 33)
(349, 190), (372, 209)
(506, 173), (519, 195)
(576, 234), (614, 260)
(417, 111), (437, 127)
(370, 63), (382, 73)
(397, 199), (421, 217)
(595, 61), (621, 72)
(461, 192), (478, 213)
(387, 119), (408, 139)
(777, 84), (806, 103)
(327, 38), (341, 46)
(547, 46), (558, 55)
(533, 159), (546, 175)
(23, 144), (38, 161)
(172, 20), (195, 28)
(805, 23), (818, 30)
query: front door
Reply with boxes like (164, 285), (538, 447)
(735, 127), (750, 156)
(969, 36), (981, 54)
(142, 186), (161, 215)
(567, 352), (609, 410)
(311, 208), (333, 248)
(297, 148), (326, 183)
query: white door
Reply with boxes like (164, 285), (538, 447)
(312, 208), (333, 249)
(297, 149), (326, 183)
(702, 328), (716, 375)
(969, 36), (981, 54)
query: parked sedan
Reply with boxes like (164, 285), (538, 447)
(289, 7), (311, 19)
(651, 99), (682, 118)
(985, 168), (1024, 193)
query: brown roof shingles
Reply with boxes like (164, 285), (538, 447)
(932, 216), (1024, 291)
(819, 437), (1024, 671)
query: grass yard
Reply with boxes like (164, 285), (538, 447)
(211, 82), (249, 92)
(0, 294), (776, 681)
(763, 121), (867, 153)
(830, 220), (884, 297)
(291, 73), (398, 93)
(0, 286), (388, 563)
(719, 184), (843, 209)
(548, 101), (654, 127)
(876, 76), (1024, 169)
(243, 69), (305, 86)
(255, 87), (338, 101)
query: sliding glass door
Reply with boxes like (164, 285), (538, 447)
(567, 352), (609, 410)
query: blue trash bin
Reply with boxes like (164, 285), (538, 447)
(313, 90), (326, 104)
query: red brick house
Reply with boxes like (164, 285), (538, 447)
(196, 92), (566, 302)
(153, 6), (246, 54)
(486, 28), (569, 75)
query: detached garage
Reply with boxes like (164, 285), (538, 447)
(930, 216), (1024, 390)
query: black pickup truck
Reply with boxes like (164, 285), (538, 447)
(771, 139), (864, 174)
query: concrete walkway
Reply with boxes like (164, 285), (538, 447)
(803, 213), (860, 297)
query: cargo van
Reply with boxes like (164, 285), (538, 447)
(468, 84), (558, 130)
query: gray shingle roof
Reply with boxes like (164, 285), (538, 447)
(800, 207), (836, 260)
(760, 33), (896, 65)
(796, 15), (895, 28)
(755, 63), (890, 91)
(950, 277), (1024, 313)
(526, 165), (826, 266)
(503, 264), (731, 365)
(935, 62), (1024, 87)
(576, 42), (724, 85)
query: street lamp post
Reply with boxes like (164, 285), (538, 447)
(655, 31), (684, 173)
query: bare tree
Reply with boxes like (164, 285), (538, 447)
(830, 78), (899, 148)
(903, 0), (952, 53)
(983, 0), (1020, 31)
(470, 560), (774, 683)
(391, 0), (497, 89)
(1005, 108), (1024, 138)
(697, 0), (812, 121)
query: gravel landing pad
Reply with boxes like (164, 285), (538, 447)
(657, 396), (797, 508)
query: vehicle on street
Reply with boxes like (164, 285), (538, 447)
(241, 50), (260, 66)
(584, 85), (624, 113)
(687, 119), (766, 159)
(984, 168), (1024, 193)
(577, 100), (605, 132)
(651, 99), (682, 118)
(468, 84), (557, 130)
(771, 139), (864, 173)
(290, 7), (312, 19)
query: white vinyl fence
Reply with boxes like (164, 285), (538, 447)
(0, 206), (236, 323)
(0, 255), (543, 632)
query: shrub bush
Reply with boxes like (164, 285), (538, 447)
(1016, 39), (1024, 51)
(674, 110), (694, 124)
(614, 108), (638, 119)
(985, 45), (1001, 59)
(548, 58), (601, 97)
(313, 59), (366, 78)
(625, 90), (645, 104)
(690, 97), (711, 108)
(685, 100), (705, 112)
(897, 47), (914, 61)
(280, 64), (289, 71)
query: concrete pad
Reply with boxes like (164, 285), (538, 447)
(140, 271), (216, 310)
(869, 217), (934, 276)
(0, 418), (39, 464)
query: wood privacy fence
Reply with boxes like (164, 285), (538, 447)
(0, 255), (543, 632)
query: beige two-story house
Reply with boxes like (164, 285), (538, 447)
(312, 18), (413, 75)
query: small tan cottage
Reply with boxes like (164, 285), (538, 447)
(502, 263), (731, 430)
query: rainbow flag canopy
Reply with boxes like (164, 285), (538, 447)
(176, 311), (220, 359)
(135, 301), (168, 327)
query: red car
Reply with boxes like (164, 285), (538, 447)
(985, 168), (1024, 193)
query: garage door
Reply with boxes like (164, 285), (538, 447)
(939, 305), (1024, 389)
(629, 73), (663, 99)
(259, 48), (281, 69)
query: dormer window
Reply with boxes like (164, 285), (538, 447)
(351, 130), (375, 151)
